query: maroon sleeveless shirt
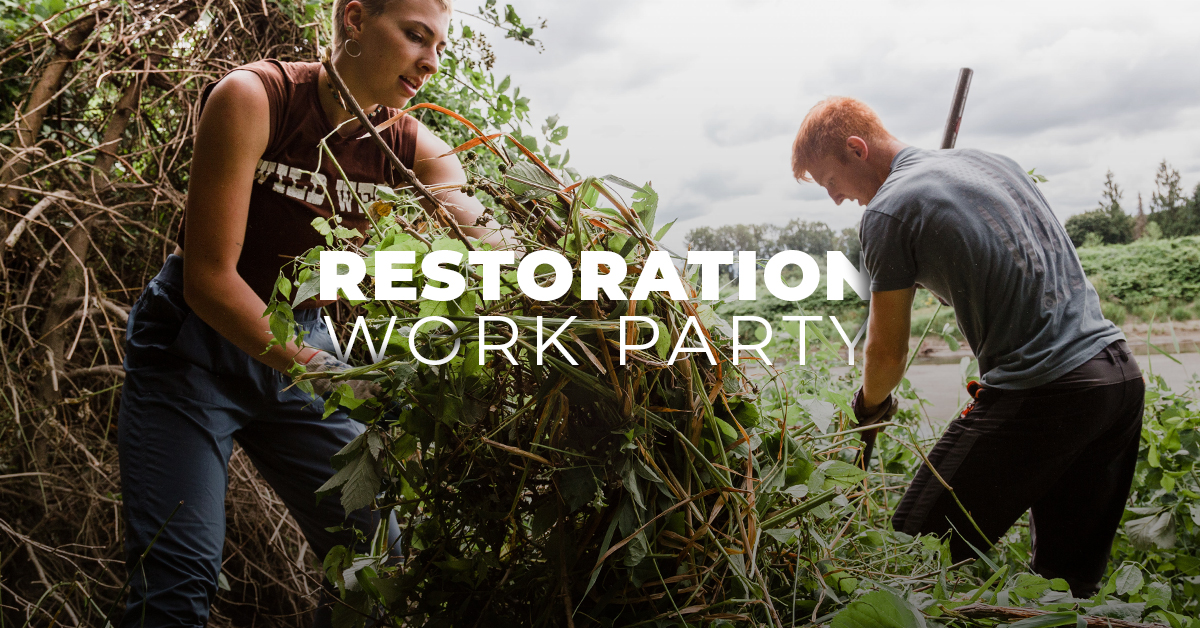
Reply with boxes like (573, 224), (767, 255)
(196, 60), (418, 306)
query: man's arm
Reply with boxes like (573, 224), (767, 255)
(862, 286), (915, 410)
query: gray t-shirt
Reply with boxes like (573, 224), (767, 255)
(860, 147), (1124, 389)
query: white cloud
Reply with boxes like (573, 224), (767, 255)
(479, 0), (1200, 248)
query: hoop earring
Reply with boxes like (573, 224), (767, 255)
(344, 38), (362, 58)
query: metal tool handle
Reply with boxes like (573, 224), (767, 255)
(940, 67), (973, 149)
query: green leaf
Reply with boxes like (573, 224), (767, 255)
(820, 460), (867, 490)
(1011, 573), (1051, 599)
(1086, 603), (1145, 622)
(731, 400), (761, 428)
(418, 298), (450, 319)
(623, 532), (648, 567)
(1124, 512), (1176, 550)
(623, 466), (645, 510)
(1114, 564), (1144, 595)
(505, 161), (557, 199)
(375, 185), (403, 202)
(559, 467), (599, 513)
(497, 75), (510, 92)
(831, 590), (927, 628)
(269, 309), (293, 346)
(275, 275), (292, 300)
(654, 320), (670, 360)
(654, 218), (676, 241)
(316, 447), (383, 513)
(1144, 581), (1171, 610)
(631, 183), (658, 233)
(292, 273), (321, 307)
(1007, 612), (1080, 628)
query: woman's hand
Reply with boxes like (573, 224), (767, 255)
(297, 348), (381, 399)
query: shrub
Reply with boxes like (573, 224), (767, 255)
(1077, 236), (1200, 307)
(1101, 301), (1127, 326)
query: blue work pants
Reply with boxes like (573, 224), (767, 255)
(117, 255), (377, 626)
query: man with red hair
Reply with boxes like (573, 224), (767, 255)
(791, 96), (1143, 596)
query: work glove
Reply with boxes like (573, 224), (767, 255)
(851, 387), (899, 471)
(851, 388), (899, 428)
(297, 349), (382, 400)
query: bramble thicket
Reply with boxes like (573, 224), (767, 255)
(1, 1), (1198, 627)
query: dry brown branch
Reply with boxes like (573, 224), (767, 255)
(0, 2), (328, 624)
(952, 603), (1170, 628)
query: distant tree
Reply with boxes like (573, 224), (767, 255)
(1150, 160), (1185, 214)
(1134, 192), (1147, 239)
(1148, 160), (1200, 237)
(684, 220), (848, 258)
(836, 225), (861, 267)
(1065, 170), (1134, 246)
(684, 219), (858, 278)
(776, 219), (836, 256)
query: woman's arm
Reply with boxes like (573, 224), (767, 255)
(181, 71), (311, 373)
(411, 121), (515, 250)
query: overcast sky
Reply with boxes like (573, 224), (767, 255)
(476, 0), (1200, 249)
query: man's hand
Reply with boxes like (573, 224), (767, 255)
(852, 387), (899, 428)
(298, 349), (381, 400)
(852, 386), (900, 471)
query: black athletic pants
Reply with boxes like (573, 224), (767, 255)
(892, 341), (1144, 596)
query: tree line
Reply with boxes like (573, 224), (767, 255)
(684, 161), (1199, 259)
(1066, 161), (1200, 247)
(684, 219), (860, 267)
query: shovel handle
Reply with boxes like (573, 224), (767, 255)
(941, 67), (974, 149)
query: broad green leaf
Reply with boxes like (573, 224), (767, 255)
(505, 162), (557, 199)
(820, 460), (867, 490)
(1011, 573), (1051, 599)
(292, 273), (321, 307)
(418, 298), (450, 319)
(1114, 564), (1144, 595)
(831, 590), (926, 628)
(269, 310), (292, 346)
(559, 467), (599, 513)
(1124, 512), (1176, 550)
(275, 275), (292, 300)
(623, 531), (648, 567)
(1086, 603), (1145, 621)
(731, 400), (761, 427)
(1144, 581), (1171, 610)
(316, 447), (383, 513)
